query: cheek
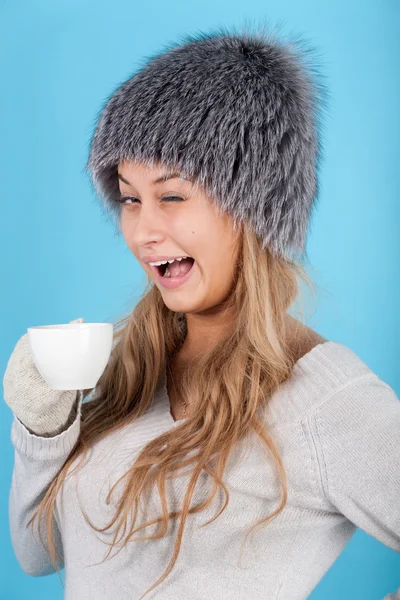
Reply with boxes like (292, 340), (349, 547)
(212, 239), (240, 284)
(204, 251), (235, 286)
(120, 213), (130, 238)
(120, 221), (139, 257)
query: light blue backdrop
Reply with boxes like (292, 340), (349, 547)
(1, 1), (399, 598)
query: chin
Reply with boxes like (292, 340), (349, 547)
(162, 298), (194, 312)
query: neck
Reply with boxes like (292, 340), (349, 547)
(175, 313), (319, 367)
(178, 306), (237, 363)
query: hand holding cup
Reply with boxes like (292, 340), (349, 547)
(3, 318), (113, 437)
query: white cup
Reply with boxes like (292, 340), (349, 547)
(27, 322), (114, 390)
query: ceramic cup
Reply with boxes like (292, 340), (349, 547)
(27, 322), (114, 390)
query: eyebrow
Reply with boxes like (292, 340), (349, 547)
(117, 171), (193, 186)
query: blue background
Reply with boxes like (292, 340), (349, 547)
(1, 0), (399, 598)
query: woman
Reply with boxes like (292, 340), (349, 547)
(5, 25), (400, 600)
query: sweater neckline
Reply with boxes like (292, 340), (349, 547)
(157, 340), (339, 427)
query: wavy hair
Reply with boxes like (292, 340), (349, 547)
(27, 223), (319, 599)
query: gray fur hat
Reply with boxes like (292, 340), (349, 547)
(85, 25), (328, 261)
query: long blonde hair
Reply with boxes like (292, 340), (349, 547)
(28, 224), (318, 599)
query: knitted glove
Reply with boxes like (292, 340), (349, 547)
(3, 318), (85, 437)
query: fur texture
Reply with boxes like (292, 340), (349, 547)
(85, 24), (329, 261)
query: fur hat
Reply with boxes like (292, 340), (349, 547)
(85, 25), (329, 261)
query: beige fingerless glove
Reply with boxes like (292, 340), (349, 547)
(3, 318), (85, 437)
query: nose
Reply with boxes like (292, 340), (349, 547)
(128, 203), (167, 247)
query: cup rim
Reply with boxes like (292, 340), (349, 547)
(28, 323), (113, 331)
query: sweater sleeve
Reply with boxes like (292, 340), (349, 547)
(305, 373), (400, 552)
(8, 389), (83, 576)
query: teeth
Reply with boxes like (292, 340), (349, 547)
(149, 256), (189, 266)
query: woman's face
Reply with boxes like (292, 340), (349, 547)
(118, 160), (241, 315)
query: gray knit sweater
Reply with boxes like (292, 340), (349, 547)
(8, 341), (400, 599)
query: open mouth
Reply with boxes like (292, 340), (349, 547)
(156, 257), (195, 278)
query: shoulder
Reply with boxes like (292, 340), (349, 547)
(302, 342), (399, 426)
(265, 340), (398, 426)
(300, 349), (400, 553)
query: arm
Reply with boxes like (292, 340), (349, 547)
(8, 390), (83, 576)
(304, 373), (400, 552)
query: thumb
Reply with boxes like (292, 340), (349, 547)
(69, 318), (84, 324)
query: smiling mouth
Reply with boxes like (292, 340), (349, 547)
(156, 257), (195, 278)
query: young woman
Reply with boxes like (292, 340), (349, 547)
(5, 25), (400, 600)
